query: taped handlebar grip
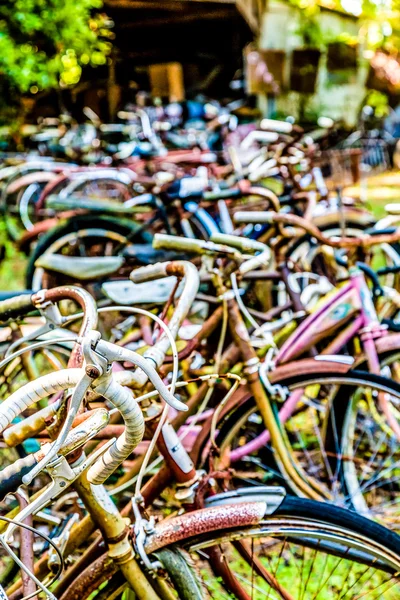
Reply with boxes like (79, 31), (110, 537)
(0, 294), (34, 322)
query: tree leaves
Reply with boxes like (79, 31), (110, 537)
(0, 0), (113, 94)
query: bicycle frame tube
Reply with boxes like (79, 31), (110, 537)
(74, 472), (162, 600)
(276, 267), (388, 367)
(276, 281), (361, 364)
(227, 298), (328, 500)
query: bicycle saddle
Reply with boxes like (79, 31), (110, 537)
(34, 255), (124, 280)
(102, 276), (181, 305)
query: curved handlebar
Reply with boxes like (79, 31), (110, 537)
(153, 233), (239, 258)
(260, 119), (294, 134)
(234, 211), (400, 249)
(131, 260), (200, 362)
(32, 286), (98, 367)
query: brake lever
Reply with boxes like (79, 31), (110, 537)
(5, 299), (71, 357)
(5, 439), (115, 542)
(23, 335), (109, 484)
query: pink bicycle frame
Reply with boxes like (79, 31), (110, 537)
(230, 265), (393, 461)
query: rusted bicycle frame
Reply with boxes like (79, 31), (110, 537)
(5, 226), (400, 598)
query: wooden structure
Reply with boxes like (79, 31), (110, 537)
(103, 0), (254, 102)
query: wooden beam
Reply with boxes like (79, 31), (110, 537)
(105, 0), (234, 7)
(105, 0), (185, 9)
(235, 0), (259, 32)
(117, 8), (235, 25)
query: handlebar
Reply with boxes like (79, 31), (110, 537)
(0, 293), (35, 322)
(210, 233), (272, 274)
(202, 182), (280, 211)
(32, 286), (98, 367)
(131, 260), (200, 371)
(203, 188), (242, 201)
(240, 131), (279, 150)
(153, 233), (239, 258)
(260, 119), (295, 135)
(0, 408), (109, 499)
(335, 251), (384, 296)
(153, 233), (271, 277)
(233, 211), (400, 249)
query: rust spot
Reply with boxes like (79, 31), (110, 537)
(144, 502), (266, 554)
(85, 366), (101, 379)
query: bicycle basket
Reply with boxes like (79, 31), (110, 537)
(316, 148), (362, 191)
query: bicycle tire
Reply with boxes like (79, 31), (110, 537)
(58, 494), (400, 600)
(59, 546), (210, 600)
(25, 216), (147, 289)
(197, 368), (400, 520)
(146, 494), (400, 599)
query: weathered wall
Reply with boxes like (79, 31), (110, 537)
(258, 0), (367, 125)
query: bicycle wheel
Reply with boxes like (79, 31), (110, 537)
(148, 495), (400, 599)
(58, 546), (210, 600)
(288, 222), (400, 289)
(56, 494), (400, 600)
(26, 216), (147, 289)
(200, 368), (400, 527)
(328, 354), (400, 530)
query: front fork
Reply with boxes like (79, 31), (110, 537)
(74, 472), (163, 600)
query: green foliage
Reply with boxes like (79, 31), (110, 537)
(365, 90), (390, 118)
(288, 0), (325, 47)
(0, 0), (113, 95)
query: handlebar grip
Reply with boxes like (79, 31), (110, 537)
(130, 262), (169, 283)
(0, 454), (37, 499)
(153, 234), (209, 255)
(210, 233), (263, 254)
(4, 403), (59, 447)
(382, 318), (400, 332)
(365, 226), (397, 236)
(377, 264), (400, 276)
(203, 188), (242, 201)
(357, 263), (384, 297)
(233, 211), (274, 224)
(334, 250), (347, 268)
(260, 119), (293, 134)
(0, 293), (34, 322)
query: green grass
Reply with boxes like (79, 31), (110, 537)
(346, 171), (400, 219)
(0, 220), (26, 290)
(200, 545), (399, 599)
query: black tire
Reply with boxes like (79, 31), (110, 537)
(25, 216), (149, 288)
(152, 493), (400, 598)
(275, 495), (400, 557)
(198, 369), (400, 518)
(286, 220), (400, 289)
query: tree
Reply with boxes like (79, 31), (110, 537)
(0, 0), (113, 112)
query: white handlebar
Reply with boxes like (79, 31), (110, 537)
(87, 377), (144, 484)
(0, 369), (83, 433)
(260, 118), (293, 134)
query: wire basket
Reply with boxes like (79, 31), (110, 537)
(316, 148), (362, 191)
(357, 138), (390, 176)
(317, 138), (390, 192)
